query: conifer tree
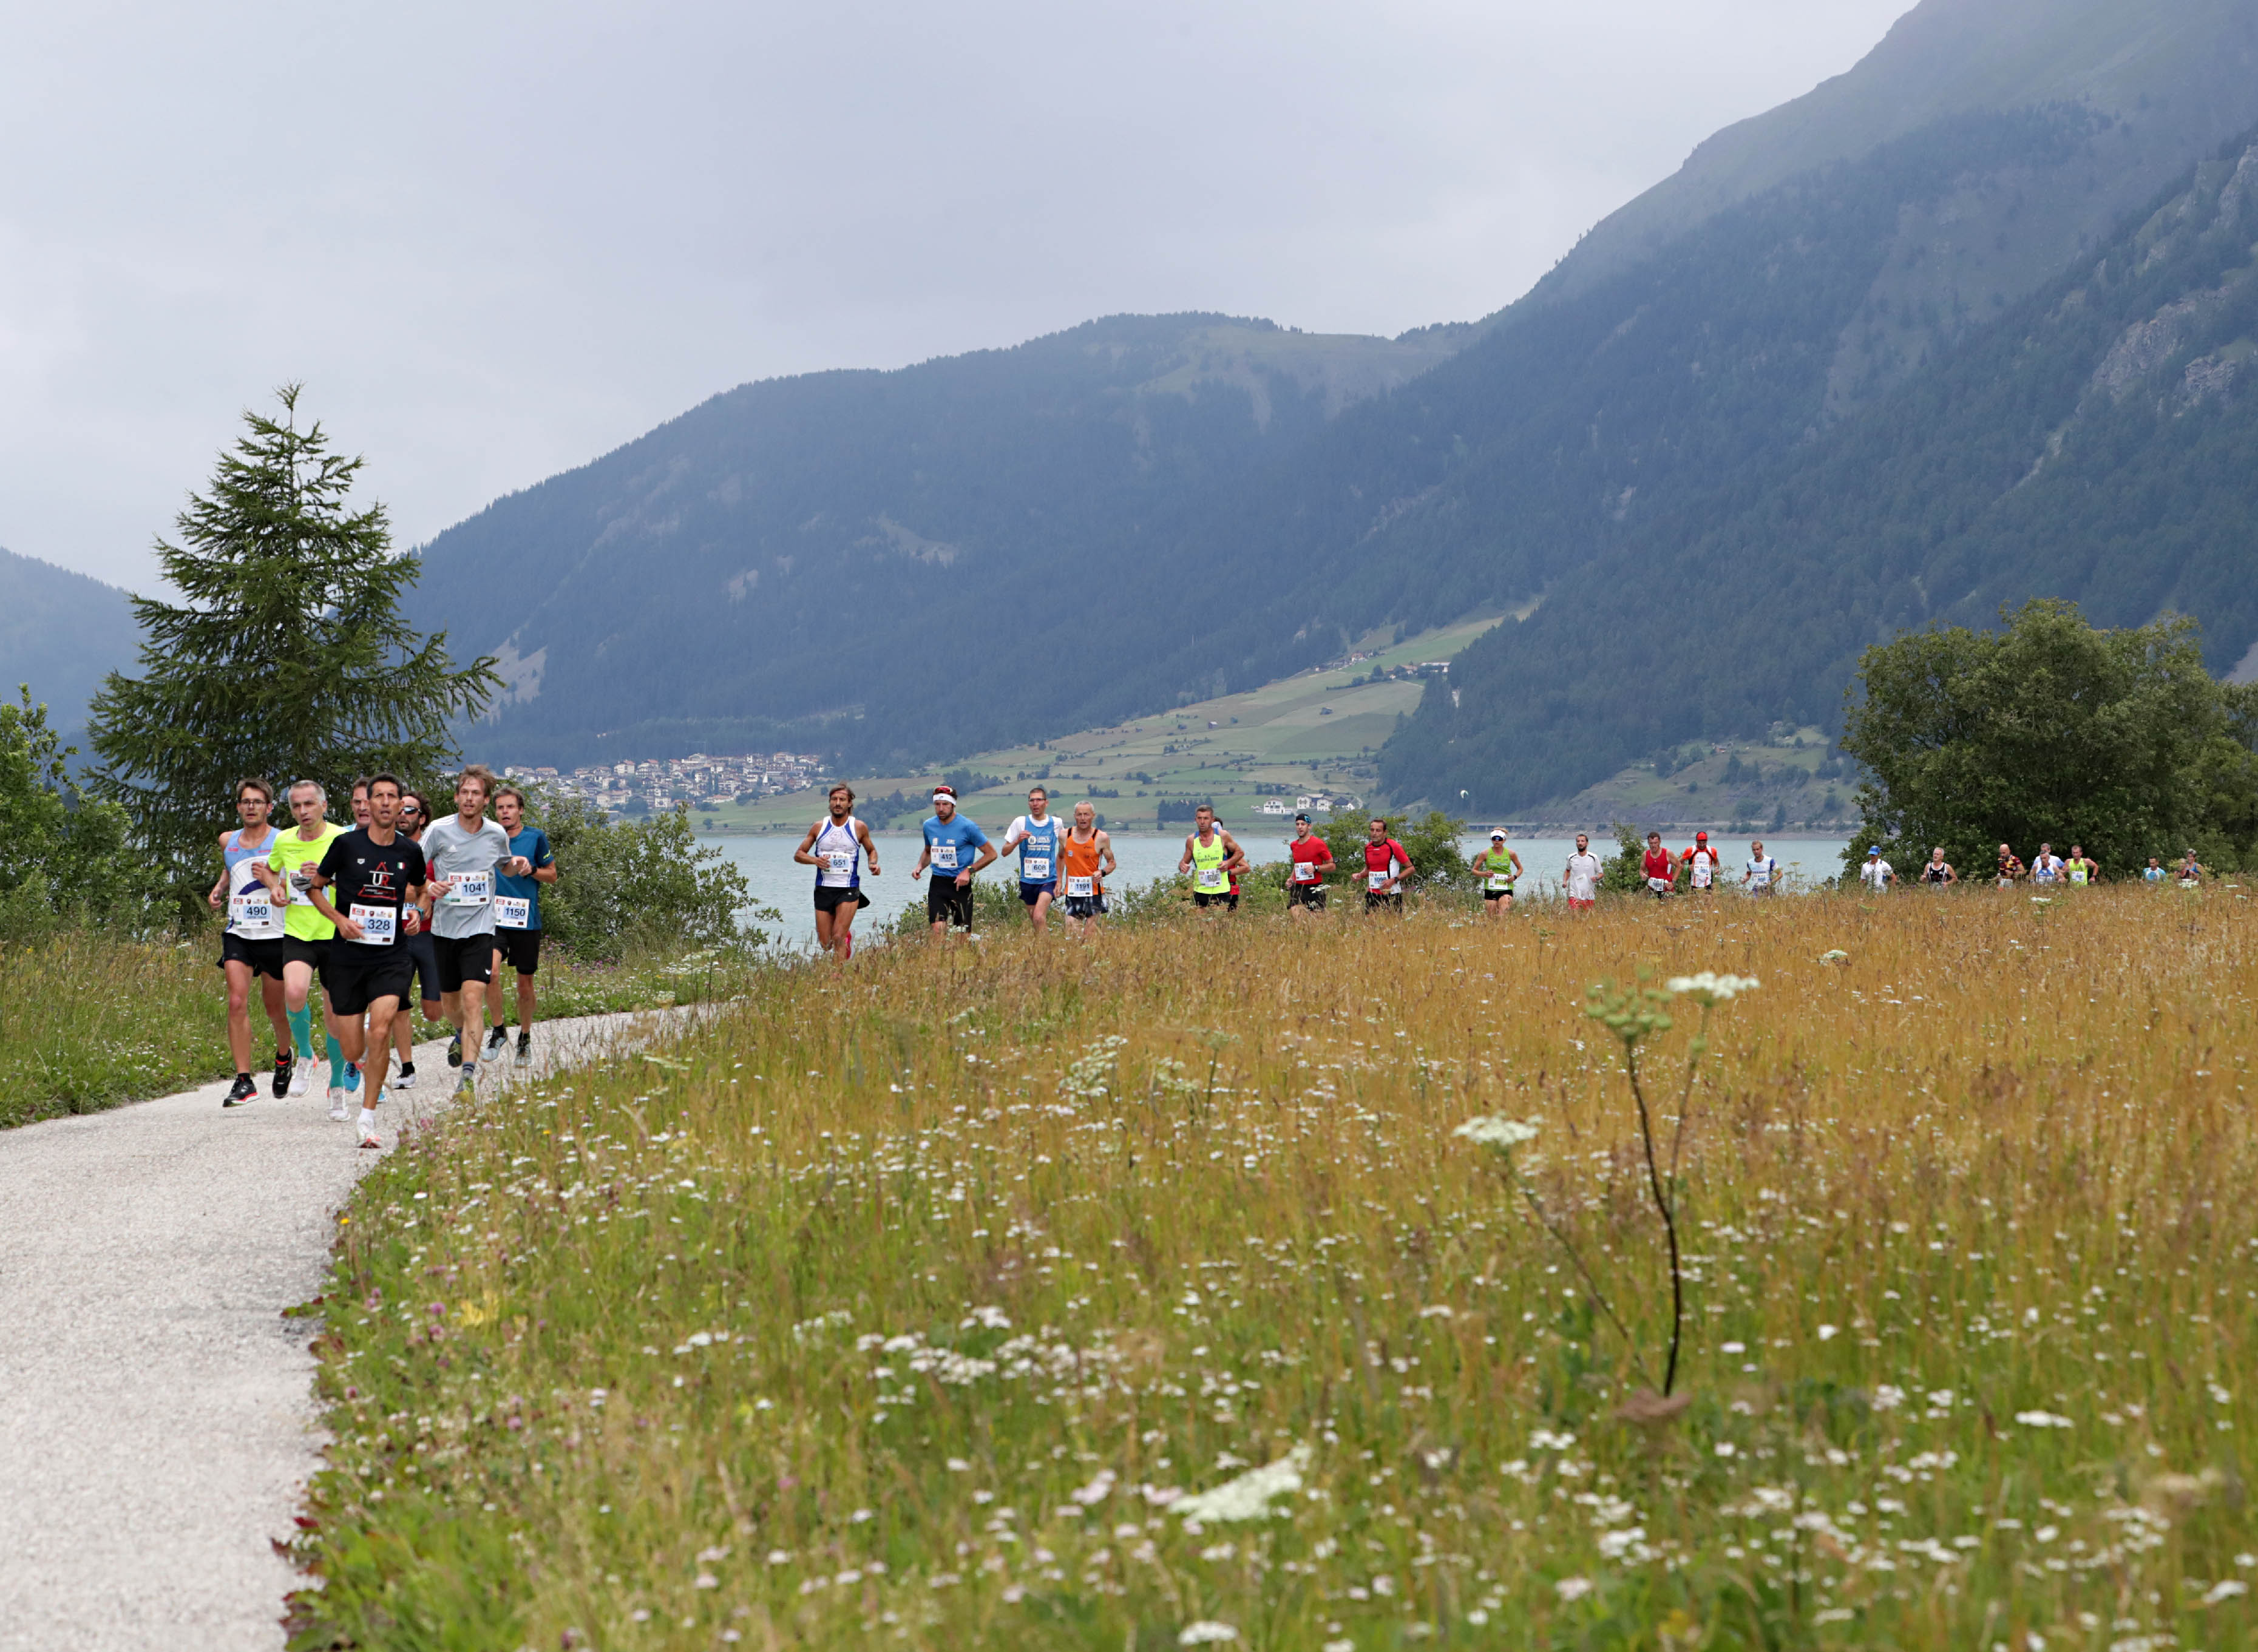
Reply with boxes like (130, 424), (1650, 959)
(89, 386), (498, 902)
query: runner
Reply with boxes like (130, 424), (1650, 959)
(1564, 832), (1602, 912)
(1679, 830), (1720, 898)
(1475, 829), (1521, 916)
(1179, 805), (1247, 914)
(912, 784), (994, 938)
(1059, 801), (1117, 939)
(1995, 844), (2026, 887)
(2177, 848), (2205, 887)
(1359, 817), (1412, 913)
(1919, 847), (1956, 887)
(206, 778), (291, 1107)
(1743, 839), (1778, 896)
(2064, 844), (2099, 887)
(388, 790), (442, 1089)
(795, 783), (880, 960)
(2143, 856), (2168, 884)
(1859, 845), (1895, 893)
(999, 786), (1065, 935)
(418, 764), (525, 1095)
(2029, 842), (2064, 887)
(260, 780), (349, 1110)
(486, 785), (558, 1063)
(300, 773), (427, 1146)
(1641, 831), (1675, 901)
(349, 777), (371, 828)
(1286, 812), (1335, 916)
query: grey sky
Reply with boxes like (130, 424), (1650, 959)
(0, 1), (1910, 589)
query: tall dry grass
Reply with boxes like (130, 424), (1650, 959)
(291, 887), (2257, 1650)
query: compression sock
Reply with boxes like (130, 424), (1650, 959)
(328, 1044), (348, 1089)
(288, 1006), (314, 1060)
(839, 931), (852, 961)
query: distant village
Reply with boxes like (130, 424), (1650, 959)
(504, 752), (830, 814)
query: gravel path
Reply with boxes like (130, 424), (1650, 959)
(0, 1008), (679, 1651)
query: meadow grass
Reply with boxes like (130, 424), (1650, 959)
(0, 929), (747, 1130)
(289, 887), (2256, 1650)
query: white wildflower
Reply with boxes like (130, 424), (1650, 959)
(1179, 1623), (1239, 1645)
(2203, 1580), (2249, 1605)
(2014, 1410), (2074, 1429)
(1664, 971), (1760, 1002)
(1817, 1324), (1839, 1341)
(1172, 1446), (1312, 1523)
(1454, 1115), (1541, 1151)
(1555, 1576), (1593, 1602)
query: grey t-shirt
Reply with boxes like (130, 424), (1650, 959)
(421, 813), (514, 939)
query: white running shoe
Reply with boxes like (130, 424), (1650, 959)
(392, 1063), (418, 1092)
(327, 1088), (348, 1122)
(357, 1108), (381, 1149)
(289, 1065), (312, 1099)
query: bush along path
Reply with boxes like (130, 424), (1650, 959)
(0, 1006), (689, 1652)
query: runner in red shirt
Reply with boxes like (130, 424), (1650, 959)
(1679, 830), (1721, 897)
(1361, 818), (1412, 913)
(1641, 831), (1675, 901)
(1285, 813), (1334, 918)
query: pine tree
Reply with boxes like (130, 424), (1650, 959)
(89, 386), (498, 902)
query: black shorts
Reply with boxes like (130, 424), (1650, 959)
(282, 935), (331, 978)
(493, 927), (543, 974)
(401, 928), (441, 1004)
(1193, 890), (1239, 911)
(1018, 881), (1056, 907)
(927, 878), (975, 929)
(1063, 895), (1108, 921)
(814, 884), (871, 915)
(322, 945), (415, 1017)
(434, 931), (497, 993)
(218, 931), (288, 980)
(1482, 887), (1515, 904)
(1287, 883), (1326, 910)
(1365, 891), (1405, 913)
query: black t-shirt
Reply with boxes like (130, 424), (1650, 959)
(317, 828), (427, 950)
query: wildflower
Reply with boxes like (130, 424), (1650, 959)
(1454, 1115), (1541, 1152)
(2013, 1410), (2073, 1429)
(1555, 1577), (1593, 1603)
(1819, 950), (1848, 965)
(1179, 1625), (1239, 1646)
(1172, 1445), (1312, 1523)
(1664, 972), (1760, 1003)
(1817, 1324), (1839, 1341)
(2203, 1580), (2249, 1605)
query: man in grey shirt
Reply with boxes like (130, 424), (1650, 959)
(416, 763), (530, 1088)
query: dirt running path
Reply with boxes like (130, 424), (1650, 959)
(0, 1008), (679, 1650)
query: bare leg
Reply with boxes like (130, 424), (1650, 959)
(515, 966), (537, 1029)
(259, 973), (291, 1058)
(223, 960), (257, 1071)
(1029, 890), (1053, 935)
(361, 998), (397, 1092)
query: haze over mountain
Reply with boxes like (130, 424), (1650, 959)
(0, 549), (136, 740)
(409, 0), (2258, 806)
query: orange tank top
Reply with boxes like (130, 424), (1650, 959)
(1062, 832), (1104, 885)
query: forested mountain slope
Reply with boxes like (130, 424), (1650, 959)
(0, 549), (137, 737)
(1383, 132), (2258, 814)
(402, 316), (1464, 771)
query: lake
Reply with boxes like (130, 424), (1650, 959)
(699, 829), (1856, 947)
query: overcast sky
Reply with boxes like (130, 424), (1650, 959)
(0, 0), (1912, 589)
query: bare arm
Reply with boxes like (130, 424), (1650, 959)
(1098, 832), (1117, 879)
(792, 821), (823, 867)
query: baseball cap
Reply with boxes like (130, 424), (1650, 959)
(1868, 845), (1880, 853)
(1490, 830), (1505, 840)
(1695, 830), (1707, 841)
(1294, 811), (1309, 822)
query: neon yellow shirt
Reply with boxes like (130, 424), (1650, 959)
(270, 823), (347, 941)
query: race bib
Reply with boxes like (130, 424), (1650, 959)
(442, 869), (492, 907)
(1196, 867), (1224, 890)
(1692, 864), (1712, 888)
(286, 870), (317, 906)
(1066, 876), (1094, 898)
(1485, 873), (1512, 892)
(1647, 876), (1670, 893)
(1291, 862), (1316, 882)
(933, 844), (958, 871)
(495, 895), (531, 929)
(1022, 856), (1051, 881)
(1368, 870), (1391, 890)
(826, 850), (853, 876)
(229, 890), (282, 938)
(348, 902), (396, 946)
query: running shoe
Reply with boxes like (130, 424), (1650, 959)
(357, 1109), (381, 1149)
(484, 1024), (509, 1057)
(288, 1063), (312, 1099)
(456, 1063), (478, 1098)
(271, 1052), (293, 1099)
(446, 1033), (463, 1068)
(514, 1031), (532, 1067)
(223, 1074), (258, 1108)
(344, 1062), (362, 1096)
(392, 1061), (418, 1091)
(327, 1088), (348, 1122)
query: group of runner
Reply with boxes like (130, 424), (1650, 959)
(1854, 841), (2204, 890)
(1613, 830), (1785, 904)
(209, 765), (557, 1145)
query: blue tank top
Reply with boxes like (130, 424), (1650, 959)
(223, 825), (278, 890)
(813, 817), (863, 889)
(1016, 816), (1062, 885)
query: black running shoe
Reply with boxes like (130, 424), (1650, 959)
(484, 1023), (509, 1056)
(446, 1033), (463, 1068)
(223, 1074), (258, 1108)
(272, 1051), (293, 1099)
(515, 1030), (532, 1066)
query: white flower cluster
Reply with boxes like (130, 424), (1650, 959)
(1172, 1445), (1313, 1525)
(1664, 971), (1761, 1001)
(1453, 1114), (1541, 1151)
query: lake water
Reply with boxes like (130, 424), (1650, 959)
(701, 830), (1855, 947)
